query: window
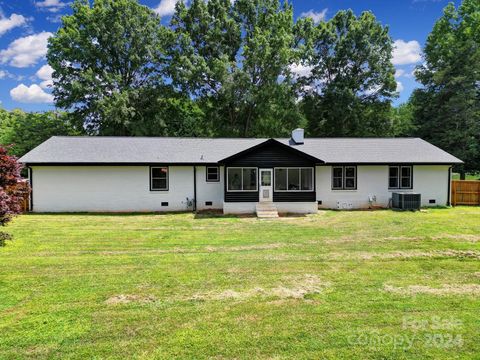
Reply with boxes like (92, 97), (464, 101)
(151, 167), (168, 191)
(389, 166), (412, 189)
(275, 168), (287, 190)
(261, 170), (271, 186)
(288, 168), (300, 190)
(243, 168), (257, 190)
(332, 167), (343, 189)
(206, 166), (220, 182)
(301, 168), (313, 190)
(227, 167), (257, 191)
(274, 168), (314, 192)
(331, 166), (356, 190)
(401, 166), (412, 188)
(344, 166), (356, 189)
(389, 166), (399, 188)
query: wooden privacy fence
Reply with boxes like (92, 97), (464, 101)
(451, 180), (480, 206)
(21, 196), (30, 213)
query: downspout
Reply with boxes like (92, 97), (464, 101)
(447, 165), (452, 206)
(28, 166), (33, 212)
(193, 166), (197, 213)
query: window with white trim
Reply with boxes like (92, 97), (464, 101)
(151, 167), (168, 191)
(227, 167), (257, 191)
(206, 166), (220, 182)
(274, 168), (314, 191)
(332, 166), (356, 190)
(389, 166), (412, 189)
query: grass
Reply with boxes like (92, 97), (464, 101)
(1, 208), (479, 359)
(452, 172), (480, 180)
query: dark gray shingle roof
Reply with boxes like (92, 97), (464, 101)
(19, 136), (462, 164)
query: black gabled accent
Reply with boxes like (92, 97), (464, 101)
(218, 139), (324, 165)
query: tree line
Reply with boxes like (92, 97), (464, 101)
(0, 0), (478, 176)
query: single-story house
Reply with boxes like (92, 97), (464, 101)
(19, 130), (462, 215)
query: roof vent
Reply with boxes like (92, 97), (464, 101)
(291, 128), (304, 144)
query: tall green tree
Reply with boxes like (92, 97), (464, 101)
(389, 102), (416, 137)
(47, 0), (199, 136)
(0, 109), (81, 158)
(169, 0), (303, 137)
(411, 0), (480, 177)
(297, 10), (397, 137)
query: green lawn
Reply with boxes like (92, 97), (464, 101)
(452, 172), (480, 180)
(1, 208), (479, 359)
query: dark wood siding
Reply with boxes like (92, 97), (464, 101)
(226, 143), (314, 167)
(273, 192), (316, 202)
(224, 190), (259, 202)
(224, 142), (316, 203)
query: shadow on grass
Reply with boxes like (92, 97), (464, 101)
(22, 210), (253, 219)
(194, 210), (254, 219)
(21, 206), (454, 219)
(21, 211), (194, 217)
(277, 213), (309, 218)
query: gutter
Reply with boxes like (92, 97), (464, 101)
(193, 166), (197, 213)
(28, 166), (33, 212)
(447, 165), (452, 206)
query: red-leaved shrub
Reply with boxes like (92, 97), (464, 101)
(0, 146), (30, 246)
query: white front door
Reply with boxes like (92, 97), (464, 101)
(259, 169), (273, 202)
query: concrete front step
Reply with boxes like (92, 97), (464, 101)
(256, 203), (279, 218)
(257, 212), (278, 216)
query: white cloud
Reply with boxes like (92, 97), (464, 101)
(36, 64), (54, 88)
(289, 63), (313, 78)
(10, 83), (54, 103)
(394, 69), (405, 78)
(46, 14), (63, 23)
(0, 13), (27, 37)
(300, 8), (328, 24)
(36, 64), (53, 80)
(0, 69), (22, 80)
(396, 81), (404, 92)
(392, 40), (421, 65)
(35, 0), (68, 13)
(0, 31), (52, 68)
(154, 0), (181, 17)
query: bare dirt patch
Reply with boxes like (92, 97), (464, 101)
(94, 243), (286, 256)
(204, 243), (284, 252)
(105, 294), (157, 305)
(384, 284), (480, 296)
(323, 234), (480, 245)
(432, 234), (480, 242)
(190, 274), (329, 301)
(270, 274), (327, 299)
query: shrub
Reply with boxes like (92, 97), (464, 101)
(0, 146), (29, 246)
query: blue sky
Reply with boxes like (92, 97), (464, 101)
(0, 0), (460, 112)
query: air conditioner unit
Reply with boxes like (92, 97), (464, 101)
(392, 193), (421, 210)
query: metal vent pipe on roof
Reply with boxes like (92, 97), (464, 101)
(292, 128), (304, 144)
